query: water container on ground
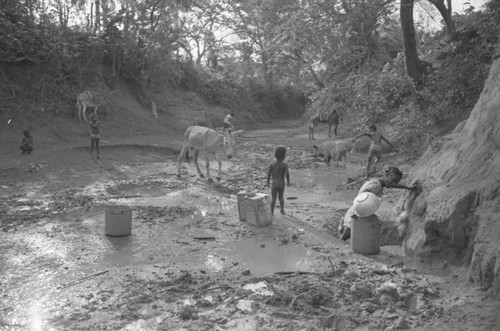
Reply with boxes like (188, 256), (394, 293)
(105, 205), (132, 236)
(244, 193), (272, 227)
(350, 214), (381, 255)
(237, 190), (247, 221)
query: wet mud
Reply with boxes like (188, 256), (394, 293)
(1, 127), (498, 331)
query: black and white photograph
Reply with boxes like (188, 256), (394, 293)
(1, 0), (499, 330)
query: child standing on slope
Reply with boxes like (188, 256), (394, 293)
(223, 113), (235, 131)
(352, 124), (396, 178)
(267, 145), (291, 215)
(88, 114), (101, 159)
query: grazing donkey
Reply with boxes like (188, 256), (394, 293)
(308, 109), (340, 140)
(177, 126), (243, 181)
(312, 139), (353, 168)
(76, 91), (105, 122)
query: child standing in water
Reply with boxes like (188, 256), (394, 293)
(352, 124), (396, 178)
(267, 145), (290, 215)
(88, 114), (101, 159)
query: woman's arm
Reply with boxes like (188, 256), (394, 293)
(392, 183), (413, 190)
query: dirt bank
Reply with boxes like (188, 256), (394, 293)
(404, 59), (500, 298)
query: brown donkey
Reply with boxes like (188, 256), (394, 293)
(308, 109), (340, 140)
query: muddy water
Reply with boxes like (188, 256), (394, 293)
(288, 164), (394, 214)
(288, 167), (358, 208)
(220, 238), (317, 273)
(109, 183), (174, 198)
(90, 212), (318, 275)
(0, 158), (401, 329)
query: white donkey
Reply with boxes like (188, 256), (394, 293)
(177, 126), (242, 181)
(76, 90), (106, 121)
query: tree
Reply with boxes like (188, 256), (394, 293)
(179, 0), (228, 66)
(401, 0), (428, 83)
(53, 0), (71, 28)
(271, 0), (395, 90)
(93, 0), (100, 32)
(427, 0), (455, 39)
(227, 0), (288, 90)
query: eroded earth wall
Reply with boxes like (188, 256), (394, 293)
(403, 56), (500, 297)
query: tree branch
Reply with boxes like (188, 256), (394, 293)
(427, 0), (455, 38)
(0, 66), (16, 97)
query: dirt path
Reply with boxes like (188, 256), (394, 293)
(1, 122), (499, 331)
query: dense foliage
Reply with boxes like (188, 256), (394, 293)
(0, 0), (498, 146)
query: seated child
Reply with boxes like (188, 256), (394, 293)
(19, 130), (33, 154)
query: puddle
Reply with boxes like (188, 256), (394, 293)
(104, 182), (235, 215)
(197, 197), (234, 216)
(289, 167), (358, 208)
(85, 204), (229, 270)
(107, 183), (175, 198)
(219, 238), (317, 274)
(289, 167), (394, 213)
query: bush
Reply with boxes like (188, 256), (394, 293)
(423, 12), (496, 128)
(302, 52), (415, 130)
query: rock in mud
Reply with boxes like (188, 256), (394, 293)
(389, 316), (411, 330)
(350, 283), (373, 300)
(377, 281), (401, 301)
(319, 313), (348, 329)
(361, 301), (380, 314)
(236, 299), (253, 312)
(179, 305), (198, 320)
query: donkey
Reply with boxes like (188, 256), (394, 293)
(308, 109), (340, 140)
(312, 139), (353, 168)
(177, 126), (243, 181)
(76, 91), (106, 122)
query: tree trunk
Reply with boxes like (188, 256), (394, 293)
(400, 0), (426, 83)
(101, 0), (108, 29)
(57, 2), (69, 28)
(404, 50), (500, 297)
(428, 0), (455, 39)
(261, 51), (273, 91)
(89, 2), (93, 31)
(94, 0), (101, 33)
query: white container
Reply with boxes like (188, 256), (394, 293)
(105, 205), (132, 236)
(244, 193), (272, 227)
(351, 214), (381, 255)
(353, 192), (381, 217)
(237, 191), (248, 221)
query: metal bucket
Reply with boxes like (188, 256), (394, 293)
(105, 205), (132, 237)
(350, 214), (381, 255)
